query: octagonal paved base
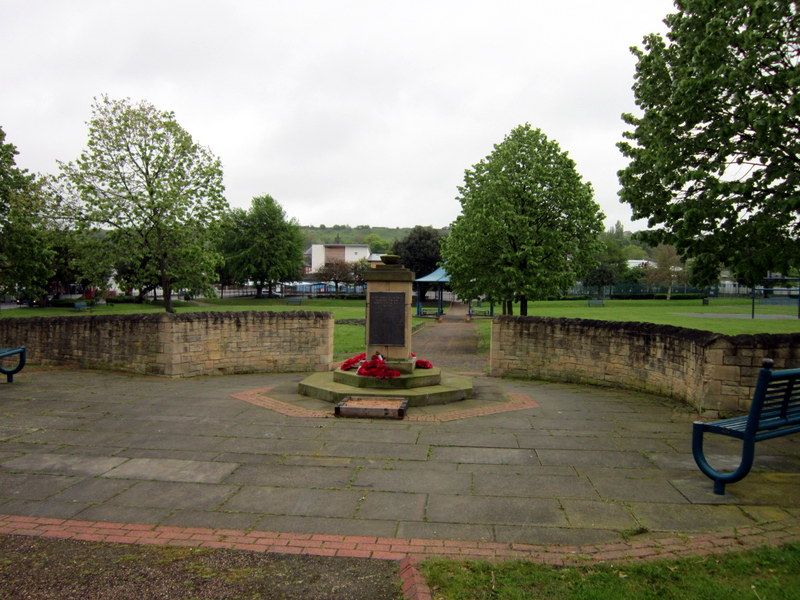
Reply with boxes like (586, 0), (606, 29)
(298, 371), (473, 406)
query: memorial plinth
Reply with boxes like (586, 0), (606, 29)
(297, 255), (473, 409)
(364, 259), (414, 365)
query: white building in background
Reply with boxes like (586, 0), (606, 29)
(627, 259), (656, 269)
(304, 244), (370, 273)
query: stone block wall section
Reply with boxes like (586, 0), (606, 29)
(489, 316), (800, 413)
(0, 311), (333, 378)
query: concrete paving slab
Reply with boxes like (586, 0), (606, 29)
(430, 446), (539, 465)
(418, 431), (519, 448)
(514, 433), (620, 451)
(426, 494), (567, 526)
(2, 453), (127, 477)
(109, 481), (237, 510)
(561, 499), (640, 529)
(397, 521), (494, 542)
(588, 475), (688, 503)
(223, 464), (354, 489)
(630, 503), (752, 531)
(0, 472), (81, 500)
(256, 515), (398, 538)
(0, 499), (94, 519)
(75, 504), (175, 524)
(224, 486), (361, 518)
(160, 509), (263, 530)
(322, 441), (430, 461)
(352, 468), (471, 495)
(49, 477), (135, 504)
(103, 458), (238, 484)
(114, 448), (224, 462)
(357, 491), (427, 521)
(472, 473), (599, 500)
(537, 449), (654, 468)
(494, 525), (622, 546)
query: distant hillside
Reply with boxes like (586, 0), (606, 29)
(299, 225), (447, 251)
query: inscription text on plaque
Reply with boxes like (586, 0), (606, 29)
(368, 292), (406, 346)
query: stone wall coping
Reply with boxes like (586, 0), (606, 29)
(493, 315), (800, 346)
(0, 310), (333, 326)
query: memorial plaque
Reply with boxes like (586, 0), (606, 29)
(368, 292), (406, 346)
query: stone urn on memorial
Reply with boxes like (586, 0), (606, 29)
(297, 255), (472, 407)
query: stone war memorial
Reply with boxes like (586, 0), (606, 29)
(298, 255), (473, 410)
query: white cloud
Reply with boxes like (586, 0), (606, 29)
(0, 0), (672, 230)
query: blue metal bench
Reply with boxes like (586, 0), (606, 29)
(286, 296), (303, 306)
(692, 358), (800, 494)
(0, 346), (26, 383)
(74, 301), (88, 311)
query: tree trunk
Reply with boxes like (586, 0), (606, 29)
(162, 276), (174, 314)
(334, 282), (340, 298)
(519, 295), (528, 316)
(255, 283), (264, 299)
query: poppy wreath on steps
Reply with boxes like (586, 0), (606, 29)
(357, 353), (401, 379)
(340, 352), (366, 371)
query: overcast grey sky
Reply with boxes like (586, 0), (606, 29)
(1, 0), (674, 230)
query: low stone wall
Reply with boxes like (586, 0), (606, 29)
(490, 316), (800, 413)
(0, 311), (333, 378)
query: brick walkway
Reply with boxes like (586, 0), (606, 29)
(1, 309), (799, 598)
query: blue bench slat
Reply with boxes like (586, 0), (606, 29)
(692, 358), (800, 494)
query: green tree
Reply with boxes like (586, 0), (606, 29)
(351, 258), (370, 289)
(364, 233), (390, 254)
(61, 96), (227, 312)
(618, 0), (799, 288)
(314, 259), (353, 297)
(643, 244), (688, 299)
(391, 226), (442, 278)
(442, 124), (604, 315)
(219, 196), (304, 298)
(0, 128), (54, 301)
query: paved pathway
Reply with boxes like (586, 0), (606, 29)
(1, 311), (799, 572)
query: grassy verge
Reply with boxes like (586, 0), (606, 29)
(473, 318), (492, 354)
(422, 543), (800, 599)
(3, 297), (798, 336)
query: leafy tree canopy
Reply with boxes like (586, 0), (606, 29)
(392, 225), (442, 278)
(0, 127), (54, 300)
(442, 124), (604, 315)
(618, 0), (799, 287)
(218, 195), (304, 298)
(61, 96), (227, 312)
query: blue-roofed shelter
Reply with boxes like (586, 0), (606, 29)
(415, 267), (449, 316)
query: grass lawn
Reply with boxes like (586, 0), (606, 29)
(422, 543), (800, 599)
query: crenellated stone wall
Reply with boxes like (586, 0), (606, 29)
(490, 316), (800, 414)
(0, 311), (333, 378)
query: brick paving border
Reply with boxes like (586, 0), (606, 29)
(2, 513), (799, 599)
(230, 387), (539, 421)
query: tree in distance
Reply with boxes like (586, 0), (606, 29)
(442, 124), (604, 315)
(218, 195), (304, 298)
(391, 225), (442, 279)
(61, 96), (227, 312)
(313, 259), (354, 298)
(642, 244), (688, 300)
(0, 126), (55, 302)
(618, 0), (799, 288)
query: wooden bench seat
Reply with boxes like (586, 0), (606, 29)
(692, 358), (800, 494)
